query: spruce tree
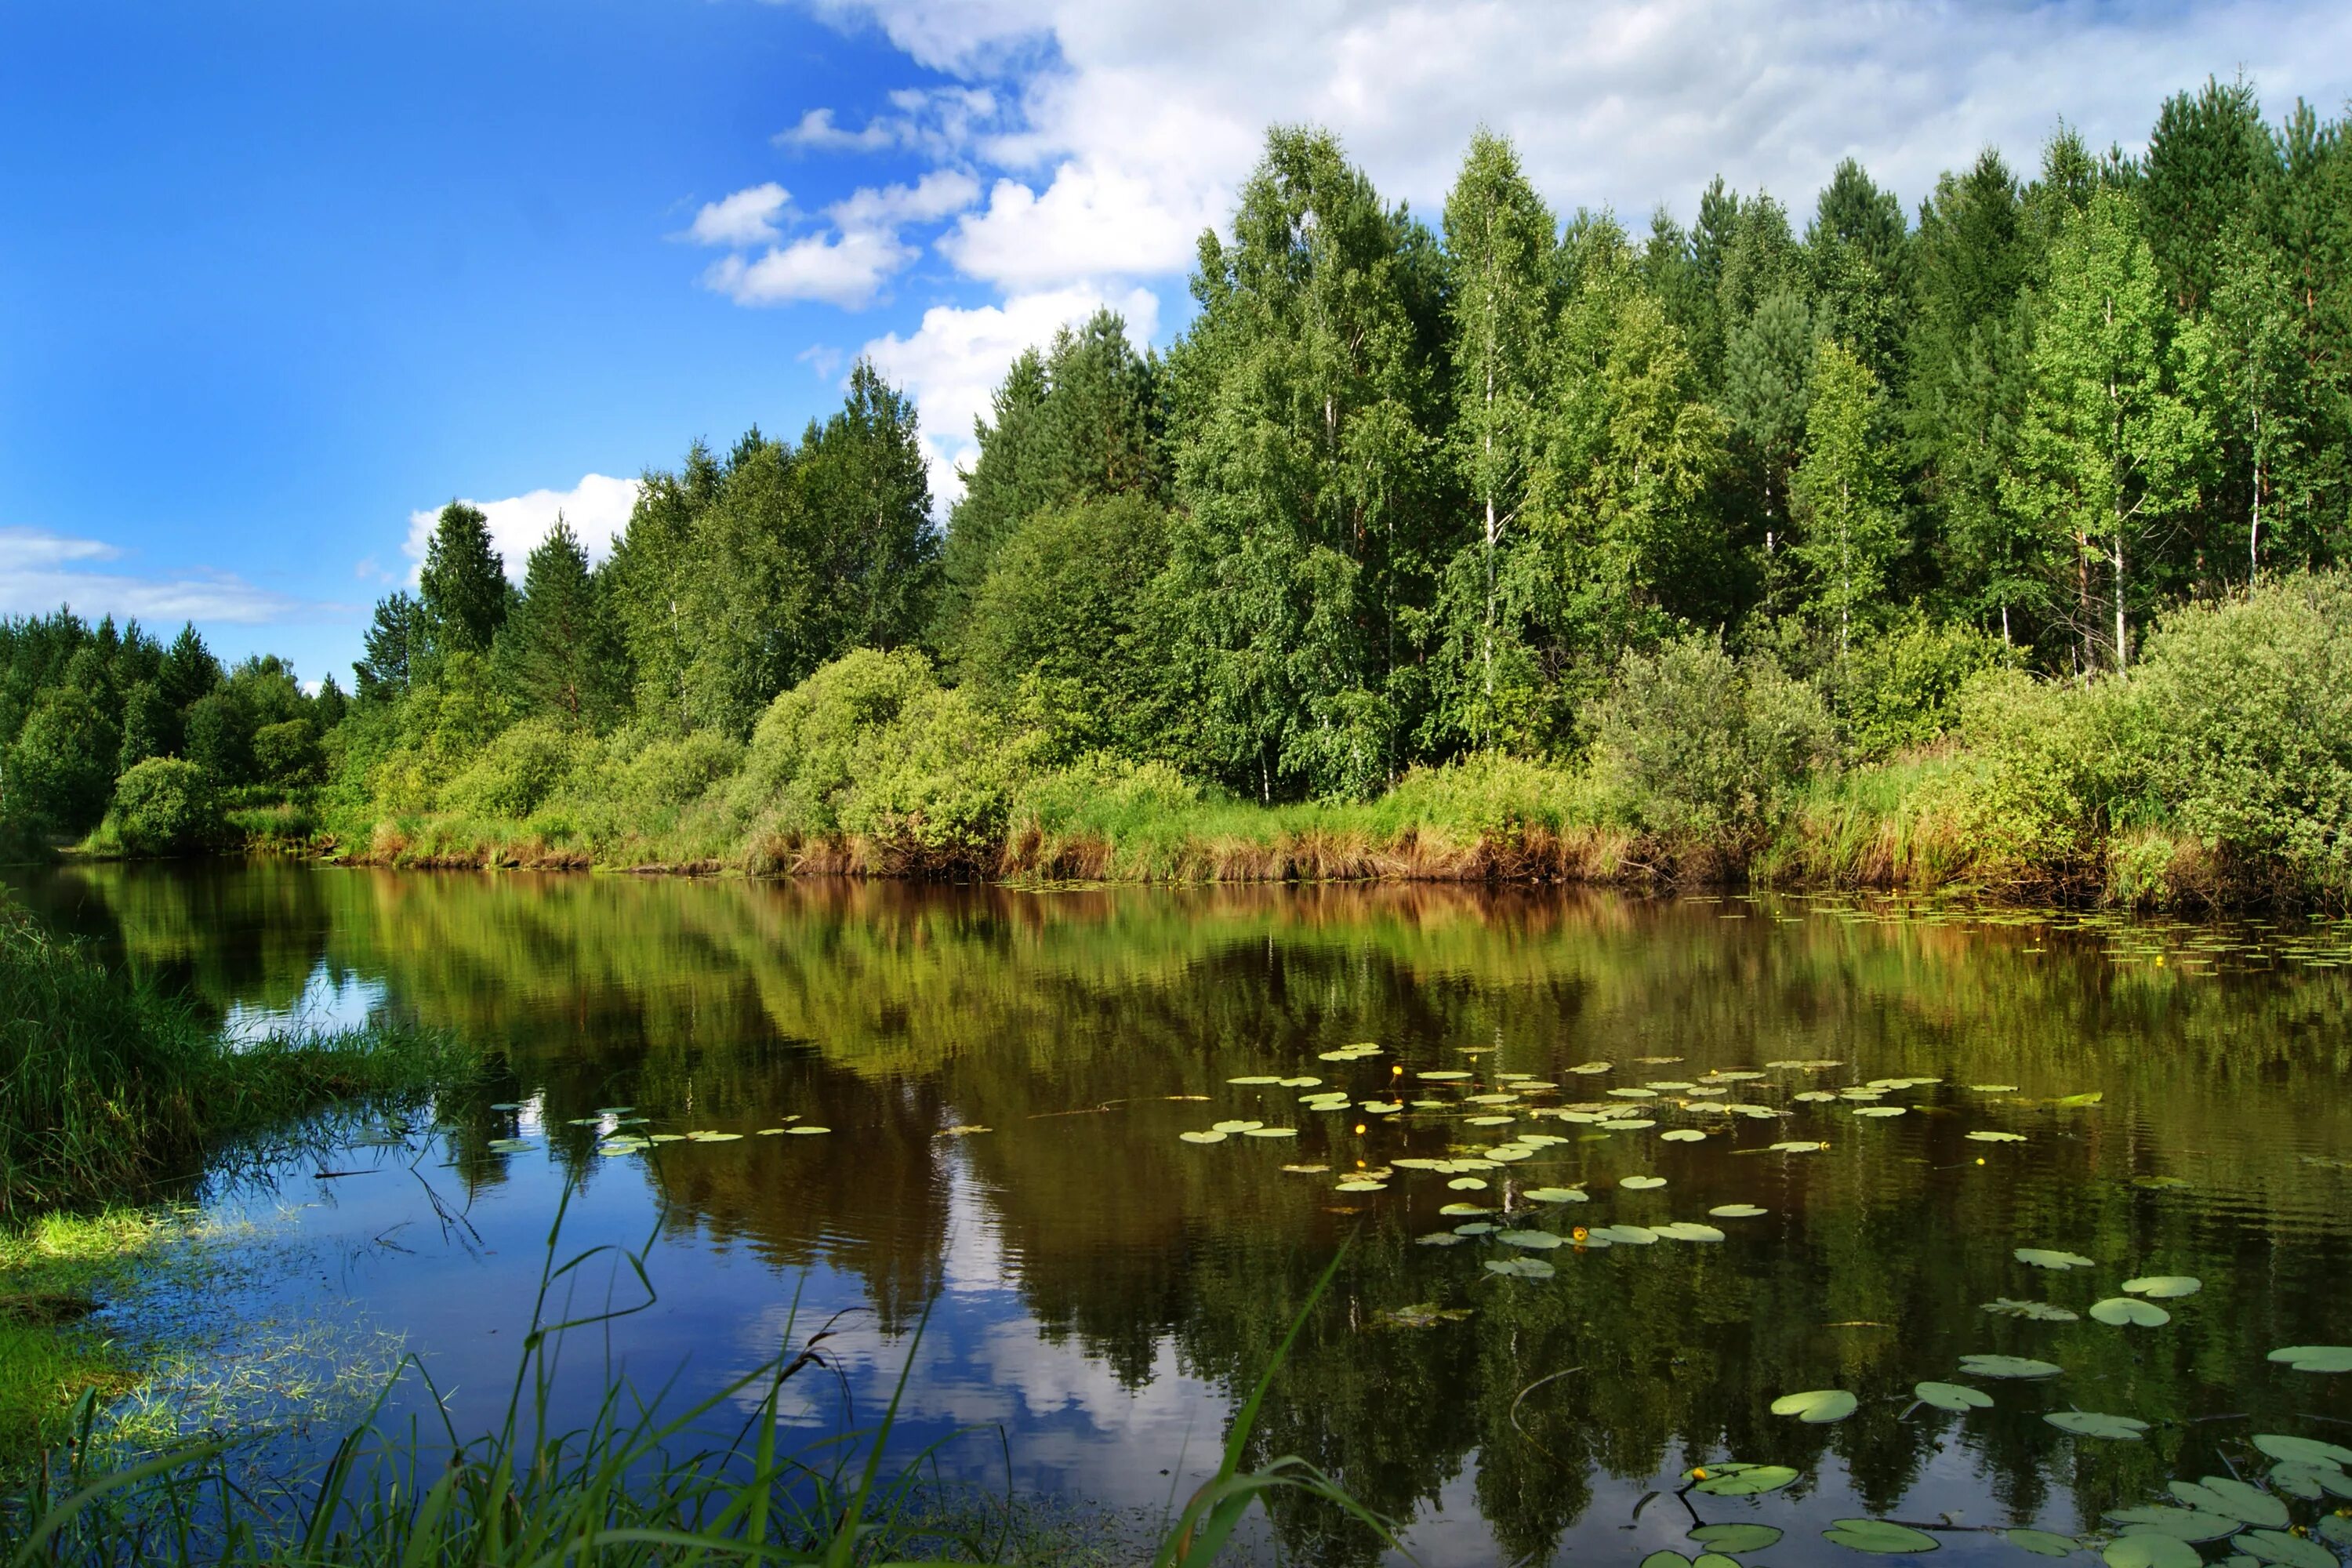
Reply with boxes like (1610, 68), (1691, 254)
(419, 501), (510, 656)
(501, 518), (627, 729)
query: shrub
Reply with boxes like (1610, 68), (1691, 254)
(252, 717), (326, 787)
(106, 757), (227, 856)
(443, 718), (591, 820)
(1838, 612), (2012, 760)
(1588, 635), (1835, 844)
(610, 729), (743, 815)
(2125, 572), (2352, 895)
(5, 688), (119, 835)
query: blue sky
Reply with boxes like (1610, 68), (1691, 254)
(5, 0), (2348, 688)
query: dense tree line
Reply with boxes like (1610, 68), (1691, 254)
(360, 75), (2328, 810)
(10, 76), (2347, 857)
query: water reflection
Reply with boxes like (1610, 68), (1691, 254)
(9, 861), (2352, 1566)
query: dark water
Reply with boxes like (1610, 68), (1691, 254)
(12, 861), (2352, 1566)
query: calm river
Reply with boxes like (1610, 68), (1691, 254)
(10, 862), (2352, 1566)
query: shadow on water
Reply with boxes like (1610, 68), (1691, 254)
(9, 859), (2352, 1566)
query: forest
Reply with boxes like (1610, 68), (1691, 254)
(5, 77), (2351, 904)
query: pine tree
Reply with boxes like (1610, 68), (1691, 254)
(419, 502), (511, 656)
(500, 518), (628, 729)
(354, 592), (422, 703)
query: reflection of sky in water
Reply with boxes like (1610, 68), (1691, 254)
(221, 960), (387, 1044)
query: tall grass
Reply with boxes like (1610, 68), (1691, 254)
(0, 899), (474, 1218)
(4, 1192), (1399, 1567)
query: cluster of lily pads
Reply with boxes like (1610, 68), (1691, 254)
(476, 1103), (832, 1158)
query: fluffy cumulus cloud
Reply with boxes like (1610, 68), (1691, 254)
(860, 283), (1160, 505)
(403, 473), (644, 583)
(681, 181), (793, 247)
(699, 169), (982, 308)
(0, 527), (319, 622)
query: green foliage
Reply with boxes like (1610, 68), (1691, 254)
(444, 718), (592, 821)
(499, 519), (628, 730)
(1838, 613), (2011, 760)
(1588, 635), (1835, 844)
(251, 718), (324, 787)
(5, 686), (119, 835)
(182, 691), (252, 784)
(2125, 574), (2352, 895)
(104, 758), (227, 857)
(607, 728), (742, 815)
(418, 502), (511, 657)
(0, 895), (470, 1215)
(737, 649), (1043, 859)
(1790, 337), (1904, 656)
(956, 495), (1174, 758)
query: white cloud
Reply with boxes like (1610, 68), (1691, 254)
(701, 171), (982, 308)
(0, 528), (320, 624)
(859, 283), (1160, 507)
(807, 0), (2352, 238)
(939, 159), (1214, 289)
(681, 181), (792, 247)
(777, 89), (1000, 158)
(403, 473), (644, 583)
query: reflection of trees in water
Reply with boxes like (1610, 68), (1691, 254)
(27, 865), (2352, 1565)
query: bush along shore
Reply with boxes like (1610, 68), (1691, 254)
(9, 87), (2352, 910)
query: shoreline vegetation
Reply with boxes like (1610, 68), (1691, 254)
(8, 83), (2352, 913)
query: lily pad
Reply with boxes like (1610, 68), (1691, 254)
(1851, 1105), (1908, 1118)
(2253, 1433), (2352, 1468)
(1227, 1076), (1283, 1085)
(1690, 1525), (1784, 1553)
(2005, 1527), (2079, 1557)
(2015, 1248), (2096, 1270)
(1691, 1463), (1799, 1497)
(2237, 1530), (2336, 1568)
(1621, 1175), (1667, 1189)
(488, 1102), (524, 1111)
(1243, 1127), (1298, 1138)
(2100, 1537), (2202, 1568)
(1661, 1129), (1708, 1142)
(1439, 1202), (1494, 1215)
(787, 1126), (831, 1135)
(1795, 1091), (1838, 1103)
(485, 1138), (533, 1153)
(2122, 1276), (2202, 1299)
(2170, 1478), (2288, 1528)
(1333, 1179), (1387, 1192)
(1984, 1298), (2080, 1322)
(1210, 1119), (1263, 1134)
(1414, 1232), (1466, 1247)
(1966, 1131), (2027, 1142)
(1772, 1388), (1858, 1423)
(1523, 1186), (1589, 1203)
(2107, 1506), (2245, 1541)
(1179, 1131), (1229, 1145)
(2089, 1298), (2170, 1327)
(1608, 1087), (1660, 1099)
(1769, 1141), (1828, 1153)
(1484, 1258), (1555, 1279)
(1654, 1222), (1726, 1243)
(1447, 1176), (1490, 1190)
(2267, 1345), (2352, 1372)
(1709, 1203), (1769, 1218)
(1824, 1519), (1940, 1554)
(1417, 1070), (1472, 1081)
(1495, 1229), (1564, 1250)
(2045, 1410), (2148, 1440)
(1591, 1224), (1659, 1244)
(1958, 1354), (2063, 1380)
(1914, 1381), (1993, 1412)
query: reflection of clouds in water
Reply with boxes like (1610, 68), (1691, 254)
(731, 1161), (1229, 1512)
(222, 960), (386, 1045)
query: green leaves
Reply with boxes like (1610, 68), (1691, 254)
(1772, 1388), (1858, 1423)
(2252, 1434), (2352, 1468)
(2122, 1276), (2201, 1298)
(2006, 1528), (2080, 1557)
(2100, 1535), (2203, 1568)
(2104, 1505), (2241, 1541)
(2266, 1345), (2352, 1372)
(1958, 1354), (2063, 1379)
(1984, 1298), (2080, 1322)
(1690, 1463), (1800, 1497)
(1483, 1257), (1555, 1279)
(2014, 1247), (2096, 1269)
(1913, 1381), (1993, 1413)
(2170, 1477), (2288, 1528)
(2089, 1298), (2171, 1327)
(1690, 1524), (1783, 1552)
(2045, 1410), (2148, 1440)
(2238, 1529), (2338, 1568)
(1823, 1519), (1940, 1554)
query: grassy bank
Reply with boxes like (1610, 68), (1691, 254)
(0, 900), (474, 1218)
(290, 575), (2352, 913)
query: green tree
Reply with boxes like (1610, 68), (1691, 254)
(1806, 158), (1909, 389)
(2141, 76), (2277, 314)
(2, 687), (118, 834)
(2208, 215), (2310, 579)
(604, 441), (722, 732)
(354, 591), (423, 704)
(1791, 339), (1905, 666)
(959, 495), (1175, 758)
(418, 501), (511, 657)
(500, 518), (628, 729)
(794, 359), (938, 657)
(1163, 125), (1443, 800)
(158, 623), (221, 713)
(1719, 289), (1816, 606)
(2006, 190), (2214, 672)
(1435, 130), (1556, 751)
